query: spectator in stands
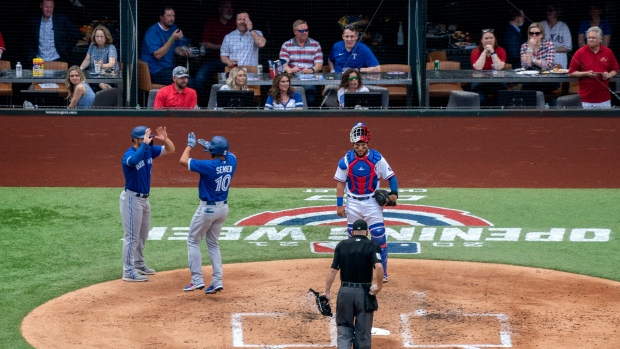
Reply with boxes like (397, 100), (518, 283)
(578, 3), (611, 48)
(220, 11), (266, 67)
(79, 25), (119, 90)
(220, 67), (248, 91)
(520, 22), (557, 95)
(264, 73), (303, 110)
(470, 29), (507, 106)
(154, 66), (197, 109)
(503, 8), (526, 69)
(66, 65), (95, 109)
(541, 4), (571, 69)
(569, 26), (619, 108)
(337, 68), (369, 109)
(329, 25), (380, 73)
(195, 1), (237, 92)
(520, 23), (555, 70)
(0, 32), (5, 60)
(141, 7), (190, 86)
(279, 19), (323, 106)
(29, 0), (81, 64)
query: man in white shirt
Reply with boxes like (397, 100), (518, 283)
(220, 11), (266, 67)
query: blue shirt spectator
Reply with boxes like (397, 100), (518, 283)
(328, 26), (380, 73)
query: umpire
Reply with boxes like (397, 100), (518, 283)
(323, 219), (383, 349)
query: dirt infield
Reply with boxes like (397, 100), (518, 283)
(21, 259), (620, 348)
(4, 115), (620, 348)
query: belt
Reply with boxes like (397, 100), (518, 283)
(125, 189), (149, 198)
(348, 194), (375, 201)
(201, 200), (228, 206)
(341, 282), (371, 288)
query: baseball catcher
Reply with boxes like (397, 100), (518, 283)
(375, 189), (397, 207)
(309, 288), (332, 317)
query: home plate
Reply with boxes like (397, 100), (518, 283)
(371, 327), (390, 335)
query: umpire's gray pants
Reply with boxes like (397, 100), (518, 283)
(336, 286), (374, 349)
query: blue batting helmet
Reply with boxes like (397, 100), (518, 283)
(131, 126), (153, 141)
(207, 136), (229, 155)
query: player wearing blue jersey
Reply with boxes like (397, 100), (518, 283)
(180, 132), (237, 294)
(334, 122), (398, 283)
(120, 126), (175, 282)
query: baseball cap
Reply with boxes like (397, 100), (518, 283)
(352, 219), (368, 231)
(173, 66), (189, 78)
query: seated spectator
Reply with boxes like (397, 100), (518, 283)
(154, 66), (197, 109)
(79, 25), (119, 90)
(279, 19), (323, 106)
(264, 73), (303, 110)
(220, 11), (266, 67)
(0, 31), (5, 59)
(141, 7), (190, 86)
(569, 26), (619, 108)
(470, 29), (507, 106)
(337, 68), (369, 109)
(29, 0), (81, 64)
(328, 25), (380, 73)
(220, 67), (248, 90)
(195, 0), (237, 94)
(578, 3), (611, 48)
(66, 65), (95, 109)
(520, 22), (558, 96)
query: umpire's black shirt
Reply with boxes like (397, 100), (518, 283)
(331, 235), (382, 283)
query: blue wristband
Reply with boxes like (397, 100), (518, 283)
(336, 197), (343, 207)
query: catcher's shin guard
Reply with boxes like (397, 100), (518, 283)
(369, 224), (388, 277)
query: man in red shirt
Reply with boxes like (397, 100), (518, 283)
(195, 1), (237, 95)
(154, 66), (198, 109)
(568, 26), (619, 108)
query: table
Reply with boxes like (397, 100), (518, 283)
(0, 69), (123, 107)
(425, 69), (620, 107)
(218, 72), (412, 86)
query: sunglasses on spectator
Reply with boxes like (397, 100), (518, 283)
(529, 31), (542, 36)
(296, 29), (309, 33)
(482, 29), (494, 33)
(348, 76), (359, 81)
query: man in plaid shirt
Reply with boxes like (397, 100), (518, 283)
(279, 20), (323, 106)
(220, 11), (266, 67)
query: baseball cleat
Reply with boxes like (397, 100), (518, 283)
(122, 273), (148, 282)
(183, 282), (205, 292)
(383, 276), (388, 283)
(137, 266), (156, 275)
(205, 285), (224, 294)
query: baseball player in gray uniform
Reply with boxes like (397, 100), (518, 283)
(180, 132), (237, 294)
(120, 126), (175, 282)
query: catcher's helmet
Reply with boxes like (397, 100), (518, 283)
(131, 126), (153, 141)
(207, 136), (229, 155)
(350, 122), (371, 143)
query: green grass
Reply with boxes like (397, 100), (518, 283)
(0, 187), (619, 348)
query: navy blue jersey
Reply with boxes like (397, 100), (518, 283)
(122, 144), (163, 194)
(189, 152), (237, 202)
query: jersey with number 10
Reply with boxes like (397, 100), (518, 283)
(188, 152), (237, 202)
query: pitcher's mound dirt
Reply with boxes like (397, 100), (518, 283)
(22, 259), (620, 348)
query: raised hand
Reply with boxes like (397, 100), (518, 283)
(197, 139), (210, 152)
(187, 132), (196, 148)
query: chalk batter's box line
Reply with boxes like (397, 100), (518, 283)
(400, 312), (513, 348)
(231, 312), (337, 347)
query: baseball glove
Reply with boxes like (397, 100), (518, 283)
(375, 189), (397, 207)
(309, 288), (332, 317)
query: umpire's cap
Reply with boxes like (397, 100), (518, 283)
(131, 126), (153, 141)
(352, 219), (368, 231)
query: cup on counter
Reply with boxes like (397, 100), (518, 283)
(492, 63), (500, 75)
(94, 61), (102, 74)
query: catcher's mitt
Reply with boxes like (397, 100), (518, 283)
(309, 288), (332, 317)
(375, 189), (397, 207)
